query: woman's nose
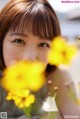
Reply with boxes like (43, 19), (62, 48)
(20, 48), (37, 61)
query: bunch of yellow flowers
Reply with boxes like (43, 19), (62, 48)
(1, 61), (46, 110)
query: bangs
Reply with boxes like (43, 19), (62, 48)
(10, 9), (56, 40)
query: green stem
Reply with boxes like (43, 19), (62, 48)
(22, 107), (32, 119)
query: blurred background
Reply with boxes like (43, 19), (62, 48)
(0, 0), (80, 97)
(49, 0), (80, 44)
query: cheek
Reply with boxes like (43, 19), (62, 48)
(3, 43), (19, 67)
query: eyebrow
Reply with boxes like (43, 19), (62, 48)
(10, 33), (28, 37)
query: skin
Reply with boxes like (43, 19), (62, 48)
(3, 30), (51, 67)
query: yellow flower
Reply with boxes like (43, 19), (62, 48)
(47, 36), (77, 66)
(15, 94), (35, 108)
(1, 61), (46, 92)
(6, 89), (30, 100)
(6, 89), (35, 108)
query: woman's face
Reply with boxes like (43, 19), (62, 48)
(3, 30), (51, 67)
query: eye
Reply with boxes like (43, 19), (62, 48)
(39, 43), (50, 49)
(11, 39), (25, 45)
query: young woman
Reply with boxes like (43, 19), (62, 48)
(0, 0), (80, 118)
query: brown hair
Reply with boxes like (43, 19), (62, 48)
(0, 0), (61, 73)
